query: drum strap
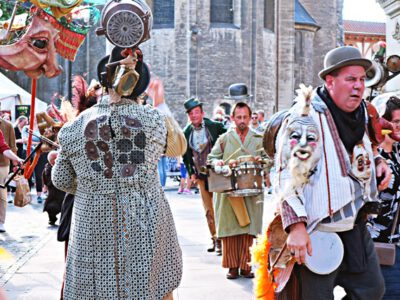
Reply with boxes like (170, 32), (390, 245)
(318, 114), (333, 217)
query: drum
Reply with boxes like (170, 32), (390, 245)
(305, 231), (344, 275)
(228, 156), (264, 197)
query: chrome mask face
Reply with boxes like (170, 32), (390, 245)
(112, 65), (140, 97)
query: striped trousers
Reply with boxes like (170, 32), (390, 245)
(221, 234), (254, 270)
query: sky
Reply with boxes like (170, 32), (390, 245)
(343, 0), (386, 22)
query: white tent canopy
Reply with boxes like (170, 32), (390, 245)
(0, 73), (48, 121)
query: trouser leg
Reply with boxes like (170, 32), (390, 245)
(336, 225), (385, 300)
(0, 165), (9, 224)
(197, 179), (216, 238)
(221, 234), (253, 270)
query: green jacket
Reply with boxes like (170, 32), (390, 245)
(207, 129), (265, 238)
(183, 118), (226, 177)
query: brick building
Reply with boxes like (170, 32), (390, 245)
(2, 0), (344, 125)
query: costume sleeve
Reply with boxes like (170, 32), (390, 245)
(164, 116), (187, 157)
(0, 130), (10, 154)
(51, 127), (77, 195)
(207, 134), (225, 166)
(155, 103), (187, 157)
(6, 123), (17, 153)
(280, 200), (308, 232)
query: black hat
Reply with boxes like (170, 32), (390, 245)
(318, 46), (372, 80)
(224, 83), (252, 100)
(184, 97), (203, 113)
(97, 46), (150, 99)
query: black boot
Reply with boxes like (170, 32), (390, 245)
(207, 238), (216, 252)
(215, 239), (222, 255)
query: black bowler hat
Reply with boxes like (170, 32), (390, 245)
(224, 83), (252, 100)
(318, 46), (372, 80)
(184, 97), (203, 113)
(97, 46), (150, 99)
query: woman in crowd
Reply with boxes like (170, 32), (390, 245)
(368, 96), (400, 300)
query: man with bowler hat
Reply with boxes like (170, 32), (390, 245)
(183, 98), (226, 253)
(274, 46), (389, 299)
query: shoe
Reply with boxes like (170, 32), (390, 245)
(37, 197), (43, 204)
(183, 189), (192, 195)
(0, 223), (6, 233)
(215, 239), (222, 256)
(207, 238), (216, 252)
(226, 268), (239, 280)
(177, 189), (183, 194)
(240, 269), (254, 279)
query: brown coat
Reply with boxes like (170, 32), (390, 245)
(0, 119), (16, 167)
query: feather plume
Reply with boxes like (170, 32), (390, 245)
(295, 84), (313, 116)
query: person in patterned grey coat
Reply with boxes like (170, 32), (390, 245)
(52, 47), (186, 300)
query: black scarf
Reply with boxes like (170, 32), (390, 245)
(317, 86), (365, 153)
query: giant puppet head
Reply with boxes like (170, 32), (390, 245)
(0, 13), (62, 78)
(0, 4), (99, 79)
(279, 85), (322, 189)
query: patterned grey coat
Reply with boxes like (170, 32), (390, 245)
(52, 98), (184, 300)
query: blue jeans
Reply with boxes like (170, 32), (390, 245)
(158, 156), (167, 187)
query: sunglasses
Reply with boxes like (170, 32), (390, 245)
(251, 117), (258, 119)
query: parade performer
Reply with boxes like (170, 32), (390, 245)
(261, 46), (390, 299)
(52, 45), (186, 299)
(207, 102), (265, 279)
(183, 98), (226, 253)
(368, 96), (400, 299)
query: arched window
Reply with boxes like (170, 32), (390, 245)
(210, 0), (233, 24)
(264, 0), (275, 32)
(153, 0), (174, 29)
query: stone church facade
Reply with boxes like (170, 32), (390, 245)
(3, 0), (344, 125)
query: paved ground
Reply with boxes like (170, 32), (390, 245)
(0, 181), (345, 299)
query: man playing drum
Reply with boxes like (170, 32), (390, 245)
(275, 46), (390, 299)
(207, 102), (266, 279)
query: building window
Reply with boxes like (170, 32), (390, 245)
(264, 0), (275, 32)
(153, 0), (174, 29)
(211, 0), (234, 24)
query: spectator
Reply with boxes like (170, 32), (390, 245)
(42, 151), (65, 225)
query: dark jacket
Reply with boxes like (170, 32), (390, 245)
(183, 117), (226, 177)
(42, 163), (65, 217)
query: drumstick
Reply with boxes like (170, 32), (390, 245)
(223, 147), (244, 163)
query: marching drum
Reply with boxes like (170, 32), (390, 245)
(227, 155), (264, 197)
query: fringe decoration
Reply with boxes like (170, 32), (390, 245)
(251, 230), (279, 300)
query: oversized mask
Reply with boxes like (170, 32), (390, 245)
(280, 85), (322, 188)
(0, 14), (62, 79)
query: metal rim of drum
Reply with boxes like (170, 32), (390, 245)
(234, 163), (263, 170)
(227, 189), (263, 197)
(106, 9), (144, 48)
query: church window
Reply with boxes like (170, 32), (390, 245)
(153, 0), (174, 29)
(264, 0), (275, 32)
(211, 0), (234, 24)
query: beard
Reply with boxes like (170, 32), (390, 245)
(237, 123), (247, 132)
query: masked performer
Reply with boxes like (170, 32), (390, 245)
(265, 47), (389, 300)
(52, 46), (186, 299)
(207, 102), (266, 279)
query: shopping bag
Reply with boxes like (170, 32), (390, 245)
(14, 176), (32, 207)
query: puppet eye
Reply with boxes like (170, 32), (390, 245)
(289, 132), (301, 140)
(31, 38), (48, 50)
(307, 134), (317, 142)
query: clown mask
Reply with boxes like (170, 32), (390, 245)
(281, 116), (322, 187)
(351, 144), (371, 181)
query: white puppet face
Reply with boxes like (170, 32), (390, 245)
(351, 144), (371, 181)
(284, 117), (320, 162)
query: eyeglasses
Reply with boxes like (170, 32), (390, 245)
(251, 117), (258, 120)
